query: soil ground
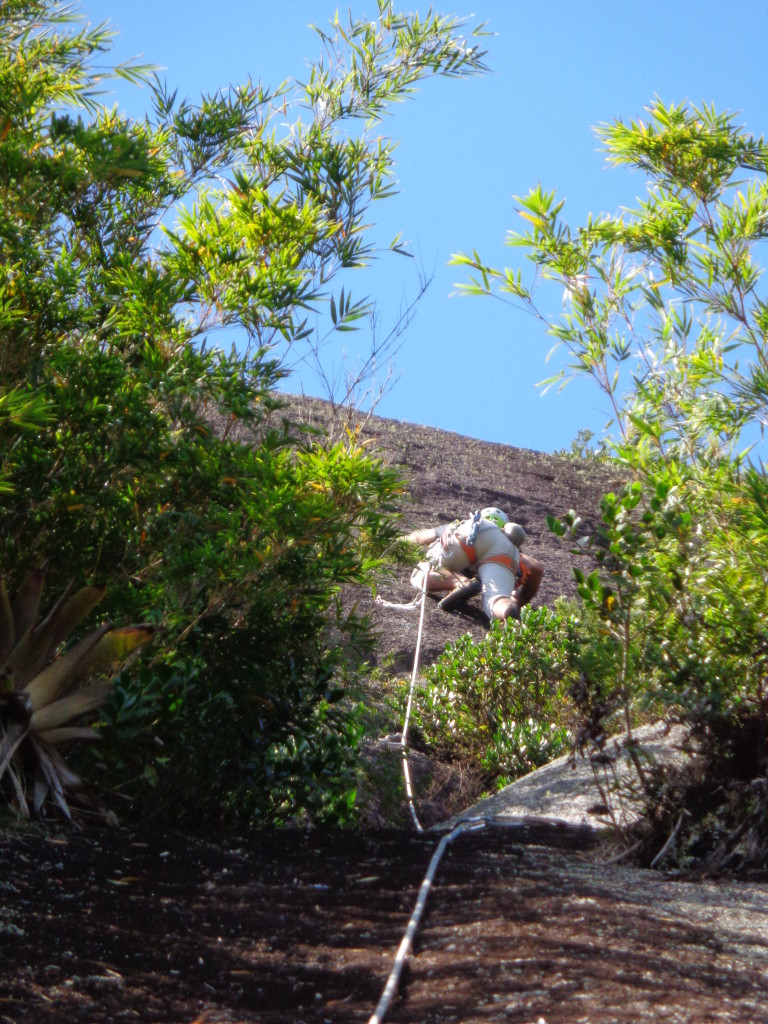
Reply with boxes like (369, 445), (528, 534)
(3, 400), (768, 1023)
(2, 825), (768, 1024)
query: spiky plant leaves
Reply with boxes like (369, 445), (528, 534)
(22, 624), (154, 718)
(9, 569), (45, 643)
(30, 683), (114, 732)
(0, 573), (154, 820)
(35, 726), (102, 745)
(76, 624), (155, 681)
(31, 740), (82, 818)
(22, 623), (111, 710)
(6, 759), (29, 817)
(4, 583), (106, 688)
(42, 584), (106, 660)
(0, 690), (33, 771)
(9, 573), (43, 633)
(0, 581), (15, 665)
(1, 583), (72, 686)
(32, 769), (49, 818)
(0, 720), (29, 781)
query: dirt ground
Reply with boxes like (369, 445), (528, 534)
(2, 824), (768, 1024)
(3, 401), (768, 1023)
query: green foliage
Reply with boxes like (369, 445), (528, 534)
(0, 387), (52, 493)
(556, 428), (610, 462)
(409, 606), (578, 786)
(459, 97), (768, 866)
(549, 431), (768, 788)
(95, 650), (365, 828)
(453, 99), (768, 465)
(0, 1), (488, 825)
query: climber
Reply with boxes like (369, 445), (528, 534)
(402, 507), (543, 621)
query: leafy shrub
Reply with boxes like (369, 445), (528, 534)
(94, 655), (365, 828)
(556, 428), (610, 462)
(81, 434), (400, 827)
(410, 605), (581, 786)
(549, 467), (768, 867)
(455, 100), (768, 866)
(0, 2), (487, 825)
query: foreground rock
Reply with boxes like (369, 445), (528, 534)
(443, 721), (689, 832)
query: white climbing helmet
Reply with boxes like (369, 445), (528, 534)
(480, 507), (508, 530)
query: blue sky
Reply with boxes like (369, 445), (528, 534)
(96, 1), (768, 454)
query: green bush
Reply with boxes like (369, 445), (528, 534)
(455, 99), (768, 868)
(411, 605), (580, 787)
(94, 653), (365, 828)
(0, 1), (488, 824)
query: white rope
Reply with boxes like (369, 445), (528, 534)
(367, 818), (487, 1024)
(400, 575), (428, 834)
(373, 595), (422, 612)
(367, 568), (474, 1022)
(373, 570), (430, 829)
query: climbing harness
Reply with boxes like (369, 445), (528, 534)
(463, 507), (483, 548)
(437, 510), (519, 572)
(483, 551), (518, 572)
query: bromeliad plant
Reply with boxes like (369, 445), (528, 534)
(0, 570), (153, 820)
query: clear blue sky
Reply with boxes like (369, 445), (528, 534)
(95, 1), (768, 454)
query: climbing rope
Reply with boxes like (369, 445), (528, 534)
(367, 571), (474, 1023)
(373, 594), (421, 611)
(400, 574), (428, 833)
(366, 565), (482, 1021)
(366, 544), (593, 1023)
(367, 817), (487, 1024)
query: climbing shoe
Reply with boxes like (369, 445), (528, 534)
(437, 577), (482, 612)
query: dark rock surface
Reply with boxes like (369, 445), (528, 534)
(294, 397), (622, 670)
(7, 401), (766, 1024)
(3, 824), (767, 1024)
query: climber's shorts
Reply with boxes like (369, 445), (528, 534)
(477, 560), (518, 619)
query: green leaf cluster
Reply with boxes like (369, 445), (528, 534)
(457, 98), (768, 866)
(454, 99), (768, 462)
(0, 1), (487, 824)
(408, 605), (579, 787)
